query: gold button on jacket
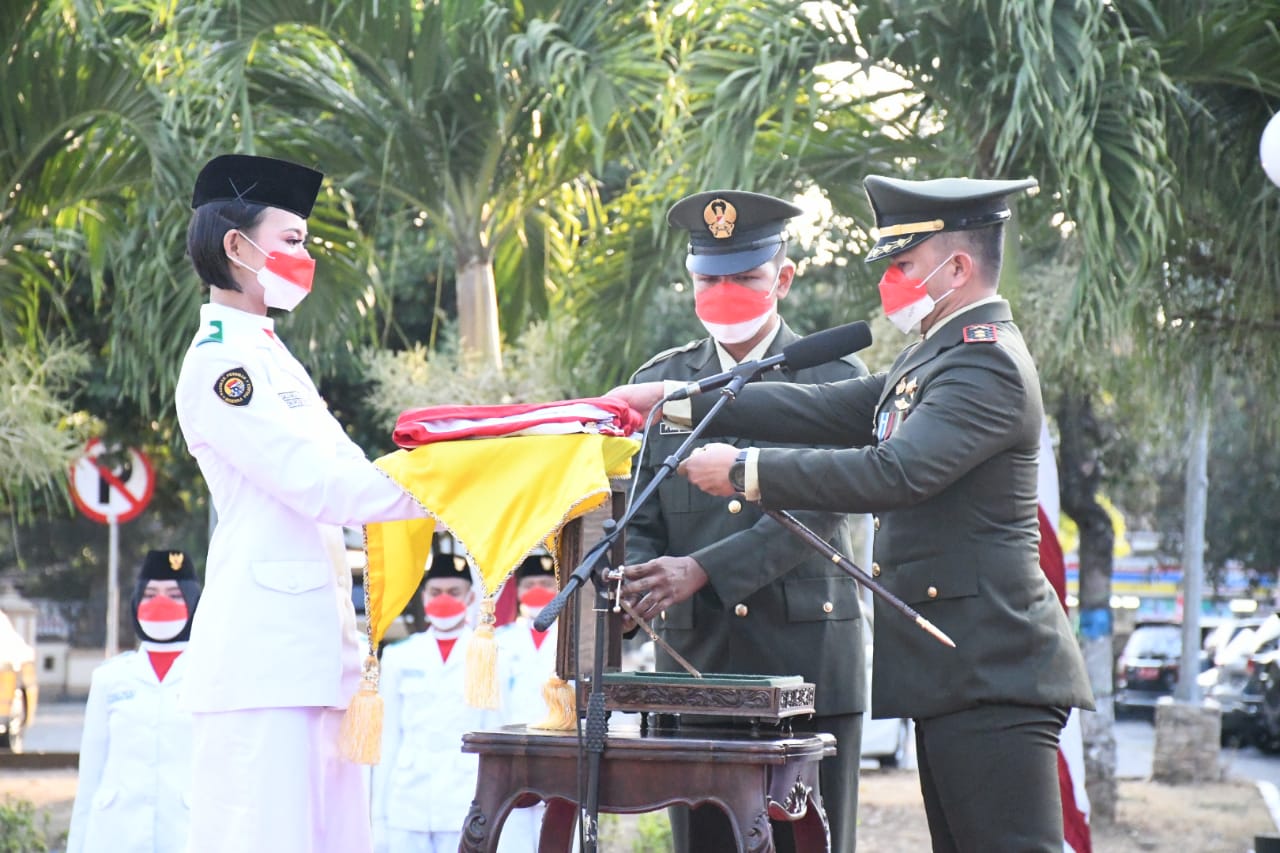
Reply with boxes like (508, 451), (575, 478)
(871, 562), (881, 578)
(734, 603), (748, 617)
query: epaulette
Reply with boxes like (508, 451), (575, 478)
(962, 323), (998, 344)
(631, 338), (705, 379)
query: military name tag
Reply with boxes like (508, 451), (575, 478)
(278, 390), (306, 409)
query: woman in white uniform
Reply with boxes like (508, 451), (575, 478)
(174, 154), (427, 853)
(67, 549), (203, 853)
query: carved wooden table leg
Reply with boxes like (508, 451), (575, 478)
(537, 799), (579, 852)
(461, 726), (831, 853)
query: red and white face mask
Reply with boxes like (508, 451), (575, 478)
(230, 231), (315, 311)
(694, 279), (779, 344)
(425, 594), (468, 632)
(877, 254), (956, 336)
(518, 586), (557, 621)
(137, 595), (189, 642)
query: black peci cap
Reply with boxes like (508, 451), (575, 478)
(516, 552), (555, 581)
(667, 190), (804, 276)
(425, 535), (473, 583)
(138, 549), (198, 582)
(863, 175), (1038, 262)
(191, 154), (324, 218)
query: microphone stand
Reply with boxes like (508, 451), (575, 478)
(533, 372), (755, 853)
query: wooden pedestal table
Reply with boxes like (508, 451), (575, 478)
(459, 724), (835, 853)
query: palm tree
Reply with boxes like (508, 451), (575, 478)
(840, 0), (1280, 820)
(0, 1), (184, 505)
(0, 1), (176, 351)
(193, 0), (672, 371)
(559, 2), (886, 386)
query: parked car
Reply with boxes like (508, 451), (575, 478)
(0, 609), (38, 753)
(1200, 615), (1280, 744)
(1115, 620), (1183, 718)
(1201, 615), (1270, 671)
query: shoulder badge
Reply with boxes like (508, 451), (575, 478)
(214, 367), (254, 406)
(631, 339), (703, 378)
(962, 323), (998, 343)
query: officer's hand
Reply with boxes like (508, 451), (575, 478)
(605, 382), (666, 422)
(620, 556), (709, 622)
(677, 442), (738, 497)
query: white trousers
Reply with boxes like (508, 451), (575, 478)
(188, 707), (372, 853)
(384, 829), (459, 853)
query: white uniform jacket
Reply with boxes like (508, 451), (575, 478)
(175, 303), (423, 712)
(496, 621), (558, 726)
(67, 651), (193, 853)
(372, 629), (501, 836)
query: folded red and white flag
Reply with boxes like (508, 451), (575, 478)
(393, 396), (645, 448)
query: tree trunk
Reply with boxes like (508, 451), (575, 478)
(455, 257), (503, 372)
(1057, 389), (1118, 823)
(1177, 379), (1209, 702)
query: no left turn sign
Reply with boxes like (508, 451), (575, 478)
(69, 439), (155, 524)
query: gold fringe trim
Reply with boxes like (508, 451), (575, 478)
(339, 654), (383, 765)
(529, 675), (577, 731)
(464, 597), (501, 709)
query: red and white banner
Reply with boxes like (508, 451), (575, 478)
(1038, 420), (1093, 853)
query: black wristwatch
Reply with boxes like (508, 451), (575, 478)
(728, 449), (749, 493)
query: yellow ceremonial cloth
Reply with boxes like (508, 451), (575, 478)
(363, 433), (639, 647)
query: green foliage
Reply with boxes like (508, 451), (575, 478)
(597, 811), (673, 853)
(0, 797), (54, 853)
(362, 322), (573, 423)
(0, 343), (90, 519)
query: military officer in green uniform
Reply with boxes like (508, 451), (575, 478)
(614, 176), (1095, 853)
(619, 190), (869, 853)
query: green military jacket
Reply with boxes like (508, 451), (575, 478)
(626, 321), (869, 716)
(692, 301), (1095, 720)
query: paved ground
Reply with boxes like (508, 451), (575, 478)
(10, 702), (1280, 851)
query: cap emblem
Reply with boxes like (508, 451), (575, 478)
(703, 198), (737, 239)
(169, 552), (184, 572)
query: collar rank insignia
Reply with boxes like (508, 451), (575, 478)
(962, 323), (998, 343)
(905, 377), (918, 395)
(893, 397), (910, 411)
(895, 378), (907, 395)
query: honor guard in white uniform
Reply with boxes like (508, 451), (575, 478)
(493, 552), (560, 852)
(174, 154), (428, 853)
(68, 550), (203, 853)
(373, 549), (500, 853)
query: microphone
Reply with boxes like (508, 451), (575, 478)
(668, 321), (873, 400)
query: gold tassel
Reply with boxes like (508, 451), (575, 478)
(530, 675), (577, 731)
(339, 654), (383, 764)
(464, 596), (501, 709)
